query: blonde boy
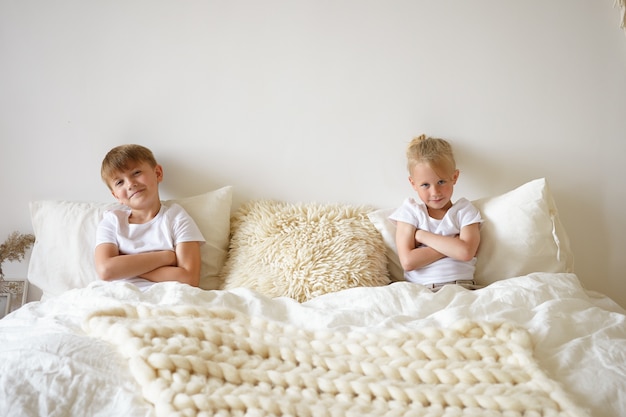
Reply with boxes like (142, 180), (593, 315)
(390, 135), (482, 290)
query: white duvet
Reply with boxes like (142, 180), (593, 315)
(0, 272), (625, 417)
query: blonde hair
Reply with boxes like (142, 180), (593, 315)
(406, 134), (457, 178)
(101, 144), (157, 187)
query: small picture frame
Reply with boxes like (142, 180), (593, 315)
(0, 293), (9, 319)
(0, 279), (29, 316)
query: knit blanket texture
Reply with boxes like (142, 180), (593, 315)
(84, 305), (588, 417)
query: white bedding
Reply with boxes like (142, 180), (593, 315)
(0, 272), (625, 417)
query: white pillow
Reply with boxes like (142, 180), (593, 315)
(367, 178), (574, 285)
(28, 186), (232, 297)
(221, 200), (390, 302)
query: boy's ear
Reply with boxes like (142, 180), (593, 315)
(155, 164), (164, 182)
(452, 169), (460, 184)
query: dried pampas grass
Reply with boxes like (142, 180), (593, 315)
(0, 232), (35, 277)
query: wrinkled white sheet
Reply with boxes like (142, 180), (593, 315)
(0, 272), (624, 417)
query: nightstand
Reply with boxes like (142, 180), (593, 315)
(0, 279), (29, 318)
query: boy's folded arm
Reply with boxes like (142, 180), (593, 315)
(94, 243), (176, 281)
(395, 221), (445, 271)
(415, 223), (481, 262)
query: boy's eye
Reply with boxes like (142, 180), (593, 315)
(133, 170), (141, 176)
(114, 180), (123, 187)
(438, 180), (446, 185)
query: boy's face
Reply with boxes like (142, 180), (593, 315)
(108, 161), (163, 209)
(408, 162), (459, 215)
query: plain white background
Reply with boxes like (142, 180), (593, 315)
(1, 1), (625, 307)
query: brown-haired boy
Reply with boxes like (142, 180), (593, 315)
(95, 144), (205, 289)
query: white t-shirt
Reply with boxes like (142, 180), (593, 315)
(389, 197), (482, 285)
(96, 203), (205, 289)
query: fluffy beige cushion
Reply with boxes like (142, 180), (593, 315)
(28, 186), (233, 297)
(367, 178), (574, 286)
(221, 201), (390, 302)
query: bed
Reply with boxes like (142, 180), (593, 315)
(1, 178), (624, 417)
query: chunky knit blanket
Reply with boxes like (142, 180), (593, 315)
(84, 305), (588, 417)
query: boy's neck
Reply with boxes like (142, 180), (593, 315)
(427, 201), (453, 220)
(128, 203), (162, 224)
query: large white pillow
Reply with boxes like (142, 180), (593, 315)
(221, 200), (390, 302)
(367, 178), (574, 286)
(28, 186), (232, 298)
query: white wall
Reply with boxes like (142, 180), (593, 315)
(1, 1), (625, 307)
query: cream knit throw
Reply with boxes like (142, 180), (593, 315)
(84, 305), (588, 417)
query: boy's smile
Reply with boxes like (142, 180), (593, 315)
(128, 187), (146, 200)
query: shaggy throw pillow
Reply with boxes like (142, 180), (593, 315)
(220, 200), (390, 302)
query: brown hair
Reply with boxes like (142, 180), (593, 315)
(406, 134), (456, 178)
(101, 144), (157, 187)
